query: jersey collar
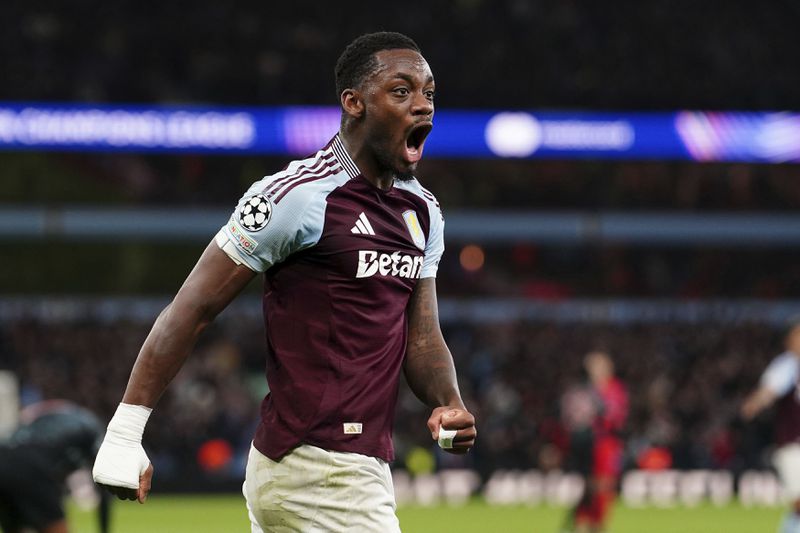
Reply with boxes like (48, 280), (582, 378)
(329, 133), (361, 179)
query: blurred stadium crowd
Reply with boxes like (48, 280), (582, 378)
(0, 314), (782, 487)
(7, 153), (800, 211)
(4, 154), (800, 300)
(2, 1), (798, 109)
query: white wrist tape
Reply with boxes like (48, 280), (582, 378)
(92, 403), (152, 490)
(438, 426), (458, 449)
(107, 403), (151, 442)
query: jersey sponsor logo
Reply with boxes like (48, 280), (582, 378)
(402, 210), (426, 250)
(356, 250), (424, 279)
(343, 423), (363, 434)
(228, 220), (259, 255)
(350, 212), (376, 236)
(238, 194), (272, 231)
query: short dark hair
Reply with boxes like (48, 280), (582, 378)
(334, 32), (420, 99)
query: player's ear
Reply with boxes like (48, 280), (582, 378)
(341, 89), (365, 120)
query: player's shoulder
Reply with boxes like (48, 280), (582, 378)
(764, 352), (800, 381)
(231, 144), (355, 237)
(248, 147), (351, 206)
(394, 178), (443, 218)
(772, 351), (800, 369)
(394, 177), (439, 204)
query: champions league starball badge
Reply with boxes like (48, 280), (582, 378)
(238, 194), (272, 231)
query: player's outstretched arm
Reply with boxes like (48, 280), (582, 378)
(740, 386), (778, 421)
(404, 277), (476, 454)
(93, 241), (256, 502)
(121, 241), (255, 407)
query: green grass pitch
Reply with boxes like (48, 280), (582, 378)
(68, 495), (783, 532)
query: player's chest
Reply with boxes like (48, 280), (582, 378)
(310, 192), (428, 282)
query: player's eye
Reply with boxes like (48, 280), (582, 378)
(425, 90), (435, 100)
(393, 87), (409, 96)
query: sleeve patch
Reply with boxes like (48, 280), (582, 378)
(228, 220), (259, 255)
(238, 194), (272, 231)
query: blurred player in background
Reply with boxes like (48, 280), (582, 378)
(0, 400), (109, 533)
(741, 319), (800, 533)
(561, 351), (628, 533)
(92, 31), (476, 532)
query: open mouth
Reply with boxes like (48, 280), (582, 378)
(404, 122), (433, 163)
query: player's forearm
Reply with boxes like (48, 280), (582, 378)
(741, 387), (778, 420)
(405, 278), (464, 409)
(121, 297), (216, 407)
(404, 343), (464, 409)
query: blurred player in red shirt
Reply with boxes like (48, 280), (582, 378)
(562, 350), (629, 533)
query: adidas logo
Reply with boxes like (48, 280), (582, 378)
(350, 212), (376, 236)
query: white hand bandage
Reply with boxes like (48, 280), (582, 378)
(438, 426), (458, 449)
(92, 403), (152, 490)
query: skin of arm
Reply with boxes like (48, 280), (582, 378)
(121, 241), (256, 407)
(404, 277), (477, 454)
(740, 386), (779, 421)
(104, 241), (254, 502)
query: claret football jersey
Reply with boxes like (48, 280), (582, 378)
(215, 134), (444, 461)
(760, 352), (800, 446)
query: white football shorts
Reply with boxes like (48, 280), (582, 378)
(774, 443), (800, 500)
(243, 443), (401, 532)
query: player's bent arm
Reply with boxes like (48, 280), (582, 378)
(741, 386), (779, 421)
(404, 277), (476, 453)
(122, 241), (256, 407)
(93, 241), (255, 502)
(404, 278), (461, 408)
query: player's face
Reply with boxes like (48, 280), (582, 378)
(585, 351), (613, 384)
(361, 49), (435, 180)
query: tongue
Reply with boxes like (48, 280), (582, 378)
(406, 144), (423, 163)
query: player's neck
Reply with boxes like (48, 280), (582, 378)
(339, 131), (394, 191)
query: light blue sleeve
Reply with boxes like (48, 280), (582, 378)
(217, 177), (327, 272)
(761, 352), (800, 396)
(420, 201), (444, 279)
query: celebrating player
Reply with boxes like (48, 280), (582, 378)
(0, 400), (110, 533)
(92, 31), (476, 531)
(741, 319), (800, 533)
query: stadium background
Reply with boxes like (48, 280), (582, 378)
(2, 1), (800, 531)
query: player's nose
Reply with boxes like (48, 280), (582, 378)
(410, 91), (433, 117)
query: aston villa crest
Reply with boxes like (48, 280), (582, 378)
(402, 210), (426, 250)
